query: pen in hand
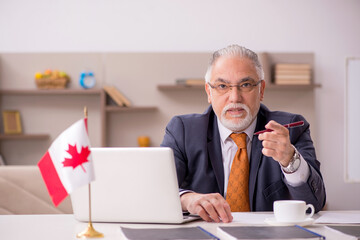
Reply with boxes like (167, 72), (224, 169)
(254, 120), (304, 135)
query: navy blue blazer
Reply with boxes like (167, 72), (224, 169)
(161, 104), (326, 212)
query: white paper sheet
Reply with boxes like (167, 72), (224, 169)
(232, 212), (273, 224)
(315, 212), (360, 224)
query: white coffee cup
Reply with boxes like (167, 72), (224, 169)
(273, 200), (315, 223)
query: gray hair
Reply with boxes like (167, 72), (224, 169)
(204, 45), (264, 83)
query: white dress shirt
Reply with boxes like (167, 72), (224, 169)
(217, 118), (310, 198)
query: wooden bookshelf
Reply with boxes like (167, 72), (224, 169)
(0, 89), (158, 163)
(0, 52), (319, 165)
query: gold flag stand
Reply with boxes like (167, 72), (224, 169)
(77, 107), (104, 238)
(76, 184), (103, 238)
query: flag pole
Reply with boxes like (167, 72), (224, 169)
(77, 106), (104, 238)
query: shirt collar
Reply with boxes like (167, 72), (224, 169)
(218, 116), (258, 144)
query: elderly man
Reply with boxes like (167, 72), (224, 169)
(161, 45), (326, 223)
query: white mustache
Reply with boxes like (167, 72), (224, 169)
(222, 103), (249, 114)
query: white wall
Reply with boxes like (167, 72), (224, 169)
(1, 0), (359, 210)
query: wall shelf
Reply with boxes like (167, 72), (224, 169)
(0, 89), (102, 95)
(157, 83), (321, 91)
(265, 83), (321, 90)
(157, 85), (204, 91)
(105, 106), (158, 112)
(0, 134), (50, 140)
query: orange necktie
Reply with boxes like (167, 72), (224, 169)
(226, 132), (250, 212)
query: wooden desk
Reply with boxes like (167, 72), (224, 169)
(0, 211), (358, 240)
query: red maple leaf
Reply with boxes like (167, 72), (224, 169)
(62, 144), (91, 173)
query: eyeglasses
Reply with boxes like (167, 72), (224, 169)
(207, 80), (262, 95)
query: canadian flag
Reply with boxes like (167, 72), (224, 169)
(38, 118), (95, 206)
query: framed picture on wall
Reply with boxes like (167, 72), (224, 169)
(2, 110), (22, 134)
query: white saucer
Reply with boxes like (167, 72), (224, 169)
(264, 217), (315, 226)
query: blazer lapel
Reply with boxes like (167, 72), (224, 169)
(207, 110), (225, 195)
(249, 134), (262, 210)
(249, 106), (267, 210)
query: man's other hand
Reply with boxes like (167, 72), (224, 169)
(180, 192), (233, 223)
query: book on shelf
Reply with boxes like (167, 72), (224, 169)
(275, 75), (311, 80)
(274, 75), (311, 85)
(275, 81), (312, 85)
(103, 85), (132, 107)
(217, 226), (325, 240)
(274, 77), (311, 85)
(120, 226), (219, 240)
(176, 78), (205, 86)
(275, 69), (311, 75)
(275, 63), (312, 71)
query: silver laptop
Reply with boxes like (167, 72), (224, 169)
(70, 147), (199, 224)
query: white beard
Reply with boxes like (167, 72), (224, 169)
(220, 103), (254, 132)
